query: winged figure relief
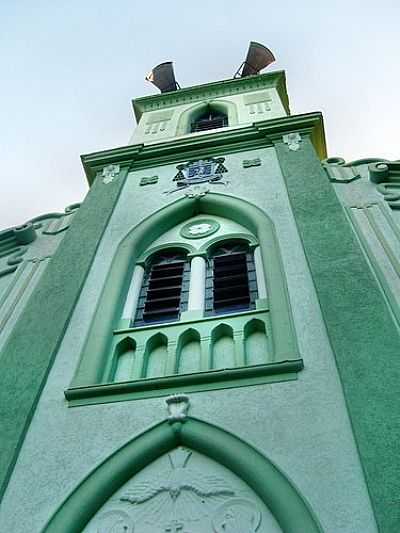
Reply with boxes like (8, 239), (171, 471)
(120, 448), (235, 525)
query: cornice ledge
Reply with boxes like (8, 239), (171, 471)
(81, 145), (143, 185)
(260, 112), (327, 159)
(80, 112), (327, 184)
(132, 71), (287, 121)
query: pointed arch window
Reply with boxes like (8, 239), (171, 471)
(205, 240), (258, 316)
(190, 106), (228, 133)
(133, 250), (190, 327)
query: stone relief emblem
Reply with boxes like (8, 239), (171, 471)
(102, 164), (120, 184)
(84, 448), (266, 532)
(212, 498), (262, 532)
(120, 448), (235, 525)
(93, 509), (134, 532)
(165, 158), (228, 194)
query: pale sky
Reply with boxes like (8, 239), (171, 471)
(1, 0), (399, 229)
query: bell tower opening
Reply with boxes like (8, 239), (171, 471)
(190, 105), (228, 133)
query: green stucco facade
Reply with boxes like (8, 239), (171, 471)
(0, 68), (398, 532)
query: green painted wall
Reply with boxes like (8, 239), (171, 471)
(0, 167), (128, 500)
(0, 144), (377, 533)
(275, 137), (400, 533)
(0, 71), (383, 533)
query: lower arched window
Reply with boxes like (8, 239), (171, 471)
(205, 241), (258, 316)
(133, 250), (190, 326)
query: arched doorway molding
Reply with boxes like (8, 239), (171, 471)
(43, 418), (323, 533)
(72, 192), (298, 386)
(176, 99), (238, 135)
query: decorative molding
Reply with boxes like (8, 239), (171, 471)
(184, 185), (210, 198)
(282, 132), (301, 151)
(81, 112), (326, 184)
(0, 204), (81, 277)
(322, 157), (361, 183)
(102, 164), (120, 184)
(346, 204), (400, 326)
(132, 71), (287, 119)
(65, 359), (302, 406)
(242, 157), (261, 168)
(244, 90), (272, 116)
(180, 219), (220, 239)
(369, 161), (400, 209)
(42, 204), (80, 235)
(165, 394), (190, 423)
(44, 418), (323, 533)
(144, 110), (174, 135)
(139, 175), (158, 186)
(0, 261), (41, 333)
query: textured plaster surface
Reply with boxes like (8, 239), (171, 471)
(0, 173), (126, 502)
(277, 140), (400, 533)
(0, 147), (377, 533)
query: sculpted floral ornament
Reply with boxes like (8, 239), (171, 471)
(188, 223), (212, 235)
(282, 132), (301, 151)
(102, 164), (120, 184)
(180, 219), (220, 239)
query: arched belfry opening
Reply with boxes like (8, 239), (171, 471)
(190, 104), (228, 132)
(44, 417), (323, 533)
(175, 99), (238, 136)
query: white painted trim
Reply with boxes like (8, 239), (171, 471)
(187, 255), (206, 312)
(122, 265), (145, 319)
(254, 245), (267, 299)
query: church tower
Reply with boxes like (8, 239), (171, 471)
(0, 44), (398, 532)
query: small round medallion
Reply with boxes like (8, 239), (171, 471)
(180, 219), (220, 239)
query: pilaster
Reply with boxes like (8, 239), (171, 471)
(274, 135), (400, 533)
(0, 164), (130, 500)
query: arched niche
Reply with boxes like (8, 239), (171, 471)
(176, 99), (238, 136)
(211, 323), (236, 370)
(43, 418), (323, 533)
(143, 332), (168, 378)
(112, 337), (136, 382)
(244, 318), (271, 365)
(72, 192), (298, 386)
(176, 328), (202, 374)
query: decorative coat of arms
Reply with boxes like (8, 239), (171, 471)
(164, 158), (228, 194)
